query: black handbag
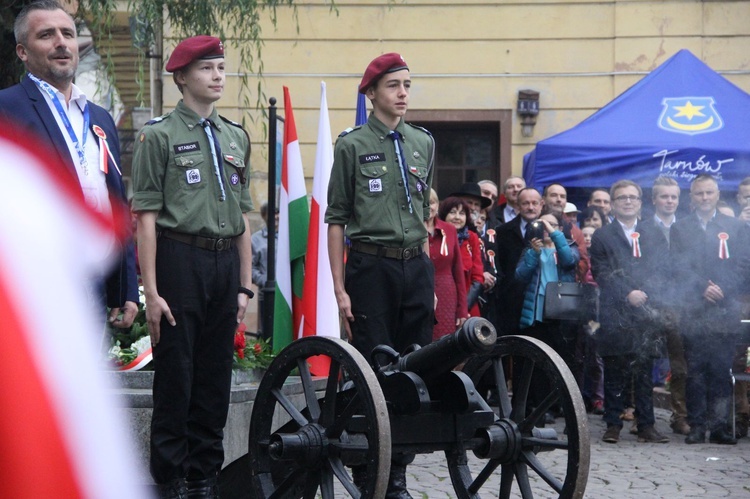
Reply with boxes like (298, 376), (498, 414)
(542, 281), (594, 321)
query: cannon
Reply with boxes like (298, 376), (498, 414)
(245, 317), (589, 498)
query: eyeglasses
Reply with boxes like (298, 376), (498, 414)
(614, 195), (641, 202)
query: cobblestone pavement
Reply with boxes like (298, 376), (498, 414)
(405, 409), (750, 499)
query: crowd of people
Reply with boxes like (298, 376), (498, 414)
(427, 174), (750, 447)
(4, 0), (749, 493)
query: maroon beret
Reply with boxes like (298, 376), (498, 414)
(358, 53), (409, 94)
(166, 35), (224, 73)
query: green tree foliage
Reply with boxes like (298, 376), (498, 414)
(1, 0), (323, 108)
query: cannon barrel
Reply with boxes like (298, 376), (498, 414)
(388, 317), (496, 382)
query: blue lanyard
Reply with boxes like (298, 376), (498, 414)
(390, 131), (413, 213)
(201, 118), (226, 201)
(28, 73), (90, 172)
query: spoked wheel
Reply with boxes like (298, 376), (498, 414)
(249, 336), (390, 499)
(447, 335), (589, 499)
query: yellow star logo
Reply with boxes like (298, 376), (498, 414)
(673, 101), (705, 120)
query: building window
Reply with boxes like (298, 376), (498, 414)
(407, 110), (511, 200)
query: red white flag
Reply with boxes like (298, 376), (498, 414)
(301, 82), (339, 375)
(273, 87), (310, 352)
(0, 125), (150, 498)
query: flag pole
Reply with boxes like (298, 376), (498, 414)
(263, 97), (278, 343)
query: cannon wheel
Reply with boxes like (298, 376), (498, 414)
(448, 335), (590, 499)
(249, 336), (391, 498)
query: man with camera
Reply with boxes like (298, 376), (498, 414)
(483, 187), (543, 336)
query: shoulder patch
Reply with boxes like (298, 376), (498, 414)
(406, 123), (432, 136)
(145, 111), (172, 126)
(338, 125), (362, 138)
(220, 115), (244, 129)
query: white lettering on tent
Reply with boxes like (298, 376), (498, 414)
(653, 149), (733, 182)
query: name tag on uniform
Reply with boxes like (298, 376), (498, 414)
(174, 142), (201, 154)
(369, 178), (382, 193)
(359, 153), (385, 164)
(186, 169), (201, 184)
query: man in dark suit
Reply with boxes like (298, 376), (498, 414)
(590, 179), (670, 444)
(493, 175), (526, 226)
(0, 0), (137, 325)
(483, 187), (542, 335)
(638, 176), (691, 436)
(671, 174), (750, 445)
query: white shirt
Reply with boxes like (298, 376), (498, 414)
(35, 82), (111, 217)
(618, 219), (638, 245)
(504, 204), (517, 222)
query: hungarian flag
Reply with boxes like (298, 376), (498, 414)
(273, 87), (309, 352)
(0, 125), (149, 497)
(301, 82), (339, 375)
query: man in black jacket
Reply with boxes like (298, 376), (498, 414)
(590, 179), (669, 444)
(484, 187), (542, 335)
(671, 174), (750, 445)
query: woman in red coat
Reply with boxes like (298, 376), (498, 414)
(439, 197), (485, 318)
(426, 190), (468, 341)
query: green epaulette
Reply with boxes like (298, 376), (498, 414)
(338, 125), (362, 138)
(145, 111), (172, 125)
(407, 123), (432, 136)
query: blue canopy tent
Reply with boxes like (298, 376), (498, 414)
(523, 50), (750, 192)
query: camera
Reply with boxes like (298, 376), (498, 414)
(527, 220), (545, 241)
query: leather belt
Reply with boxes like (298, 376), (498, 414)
(160, 230), (235, 252)
(350, 241), (423, 260)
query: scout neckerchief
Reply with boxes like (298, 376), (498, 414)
(28, 73), (90, 175)
(200, 118), (226, 201)
(389, 130), (413, 213)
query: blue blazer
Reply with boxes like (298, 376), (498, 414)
(0, 75), (138, 307)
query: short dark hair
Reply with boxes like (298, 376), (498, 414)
(588, 188), (610, 201)
(438, 196), (471, 229)
(579, 206), (609, 227)
(14, 0), (70, 46)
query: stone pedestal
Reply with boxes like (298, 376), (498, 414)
(111, 369), (321, 484)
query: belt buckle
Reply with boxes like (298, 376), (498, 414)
(215, 238), (227, 251)
(402, 248), (414, 260)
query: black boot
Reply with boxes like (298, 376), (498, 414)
(157, 478), (188, 499)
(186, 476), (219, 498)
(685, 426), (706, 444)
(385, 464), (413, 499)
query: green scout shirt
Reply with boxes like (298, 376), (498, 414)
(131, 100), (253, 238)
(325, 114), (435, 248)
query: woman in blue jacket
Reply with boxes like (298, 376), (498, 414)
(514, 212), (580, 423)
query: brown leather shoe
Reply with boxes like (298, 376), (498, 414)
(602, 425), (621, 443)
(637, 425), (669, 443)
(671, 420), (691, 435)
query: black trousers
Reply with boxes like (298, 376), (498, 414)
(602, 354), (656, 429)
(150, 238), (240, 484)
(345, 251), (435, 361)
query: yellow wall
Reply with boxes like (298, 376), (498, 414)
(161, 0), (750, 206)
